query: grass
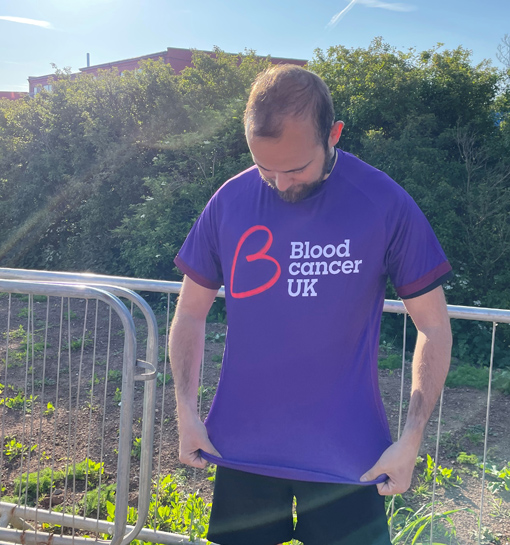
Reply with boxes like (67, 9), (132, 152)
(446, 365), (510, 394)
(379, 353), (403, 370)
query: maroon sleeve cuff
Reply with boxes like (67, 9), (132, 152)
(396, 261), (452, 299)
(174, 255), (222, 290)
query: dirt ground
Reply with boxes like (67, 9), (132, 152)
(0, 293), (509, 545)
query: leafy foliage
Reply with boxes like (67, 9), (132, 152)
(1, 41), (509, 365)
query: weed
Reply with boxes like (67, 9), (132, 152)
(17, 307), (29, 318)
(12, 459), (104, 503)
(63, 311), (77, 321)
(131, 437), (142, 460)
(158, 325), (168, 336)
(457, 452), (479, 465)
(80, 483), (117, 517)
(211, 354), (222, 363)
(156, 372), (171, 386)
(197, 385), (215, 400)
(43, 402), (55, 416)
(107, 369), (122, 382)
(205, 332), (226, 343)
(420, 454), (462, 488)
(0, 391), (37, 412)
(207, 465), (217, 483)
(388, 500), (465, 544)
(3, 437), (36, 462)
(378, 353), (403, 370)
(464, 424), (485, 445)
(113, 387), (122, 403)
(471, 525), (501, 544)
(66, 334), (93, 351)
(88, 373), (102, 387)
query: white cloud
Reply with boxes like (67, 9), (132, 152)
(327, 0), (360, 28)
(358, 0), (416, 11)
(0, 16), (52, 29)
(327, 0), (416, 28)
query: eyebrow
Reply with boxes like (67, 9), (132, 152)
(256, 159), (313, 174)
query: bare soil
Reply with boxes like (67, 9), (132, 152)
(0, 294), (509, 544)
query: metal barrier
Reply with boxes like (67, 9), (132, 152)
(0, 278), (157, 545)
(1, 268), (509, 545)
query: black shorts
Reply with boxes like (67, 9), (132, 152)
(207, 466), (391, 545)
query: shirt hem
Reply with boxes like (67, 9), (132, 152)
(396, 261), (452, 298)
(173, 255), (222, 290)
(200, 451), (388, 485)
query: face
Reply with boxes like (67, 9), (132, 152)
(247, 117), (343, 203)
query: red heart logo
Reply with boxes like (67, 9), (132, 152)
(230, 225), (281, 299)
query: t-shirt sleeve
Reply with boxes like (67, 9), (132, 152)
(174, 196), (223, 290)
(386, 190), (452, 300)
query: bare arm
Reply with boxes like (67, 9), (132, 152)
(169, 275), (221, 468)
(401, 285), (452, 443)
(361, 285), (452, 494)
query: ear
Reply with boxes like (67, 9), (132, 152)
(328, 121), (344, 147)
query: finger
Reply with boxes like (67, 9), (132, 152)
(200, 438), (222, 458)
(360, 463), (381, 483)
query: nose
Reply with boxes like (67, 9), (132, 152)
(274, 172), (292, 192)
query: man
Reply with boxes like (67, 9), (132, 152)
(169, 65), (452, 545)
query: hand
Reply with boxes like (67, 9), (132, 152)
(360, 435), (421, 495)
(178, 413), (222, 469)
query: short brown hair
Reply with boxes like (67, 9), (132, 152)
(244, 65), (335, 150)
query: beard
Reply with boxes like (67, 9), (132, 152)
(262, 149), (333, 203)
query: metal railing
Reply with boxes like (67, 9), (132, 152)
(1, 268), (509, 545)
(0, 278), (157, 545)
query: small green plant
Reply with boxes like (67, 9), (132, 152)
(9, 324), (26, 340)
(3, 437), (36, 461)
(211, 354), (222, 363)
(378, 353), (403, 370)
(107, 369), (122, 382)
(205, 332), (226, 343)
(482, 462), (510, 492)
(131, 437), (142, 459)
(207, 464), (217, 482)
(387, 500), (464, 544)
(80, 483), (116, 517)
(464, 424), (485, 445)
(197, 385), (215, 400)
(113, 387), (122, 403)
(67, 334), (93, 351)
(420, 454), (462, 488)
(457, 452), (479, 465)
(446, 364), (489, 390)
(13, 459), (104, 503)
(89, 373), (102, 387)
(17, 307), (29, 318)
(63, 310), (77, 321)
(471, 525), (501, 545)
(156, 372), (171, 386)
(0, 391), (37, 412)
(43, 402), (55, 416)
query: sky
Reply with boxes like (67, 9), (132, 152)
(0, 0), (509, 91)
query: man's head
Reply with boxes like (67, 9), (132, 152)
(245, 65), (343, 203)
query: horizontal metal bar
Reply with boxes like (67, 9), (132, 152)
(2, 268), (508, 324)
(0, 505), (211, 545)
(383, 299), (510, 323)
(0, 528), (108, 545)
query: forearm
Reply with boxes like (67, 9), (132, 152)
(169, 312), (206, 419)
(402, 325), (452, 444)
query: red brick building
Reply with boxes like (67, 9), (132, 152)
(0, 91), (28, 100)
(28, 47), (307, 96)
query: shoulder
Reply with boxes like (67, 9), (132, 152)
(335, 150), (413, 226)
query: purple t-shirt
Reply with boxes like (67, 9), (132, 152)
(174, 150), (451, 484)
